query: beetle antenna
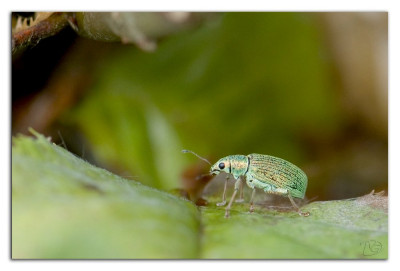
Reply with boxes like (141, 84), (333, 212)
(182, 149), (212, 165)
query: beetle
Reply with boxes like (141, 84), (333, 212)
(183, 150), (309, 218)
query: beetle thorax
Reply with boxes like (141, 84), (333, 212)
(229, 155), (249, 179)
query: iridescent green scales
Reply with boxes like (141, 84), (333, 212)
(209, 153), (309, 217)
(182, 150), (309, 217)
(246, 154), (307, 199)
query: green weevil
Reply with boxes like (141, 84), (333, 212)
(183, 150), (309, 218)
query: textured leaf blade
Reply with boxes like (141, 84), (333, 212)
(12, 131), (200, 259)
(200, 193), (387, 259)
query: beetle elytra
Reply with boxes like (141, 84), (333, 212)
(183, 150), (309, 218)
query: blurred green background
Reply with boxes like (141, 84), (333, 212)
(12, 12), (388, 201)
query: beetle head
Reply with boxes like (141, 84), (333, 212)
(210, 157), (231, 175)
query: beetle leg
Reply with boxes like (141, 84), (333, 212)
(249, 188), (256, 213)
(288, 194), (310, 217)
(225, 178), (241, 218)
(235, 178), (245, 203)
(216, 176), (229, 206)
(264, 187), (310, 217)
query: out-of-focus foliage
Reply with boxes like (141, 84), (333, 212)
(12, 132), (387, 259)
(11, 12), (212, 55)
(67, 13), (342, 190)
(12, 12), (70, 56)
(12, 131), (200, 259)
(322, 13), (388, 137)
(73, 12), (214, 51)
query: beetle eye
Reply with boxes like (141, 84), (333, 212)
(218, 162), (225, 170)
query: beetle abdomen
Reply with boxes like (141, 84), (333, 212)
(247, 154), (307, 199)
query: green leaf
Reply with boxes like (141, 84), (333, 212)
(12, 131), (387, 259)
(201, 193), (387, 259)
(12, 130), (200, 259)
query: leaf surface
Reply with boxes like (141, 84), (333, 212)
(201, 192), (387, 259)
(12, 131), (387, 259)
(12, 131), (200, 259)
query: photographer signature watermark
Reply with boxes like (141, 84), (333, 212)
(360, 240), (382, 256)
